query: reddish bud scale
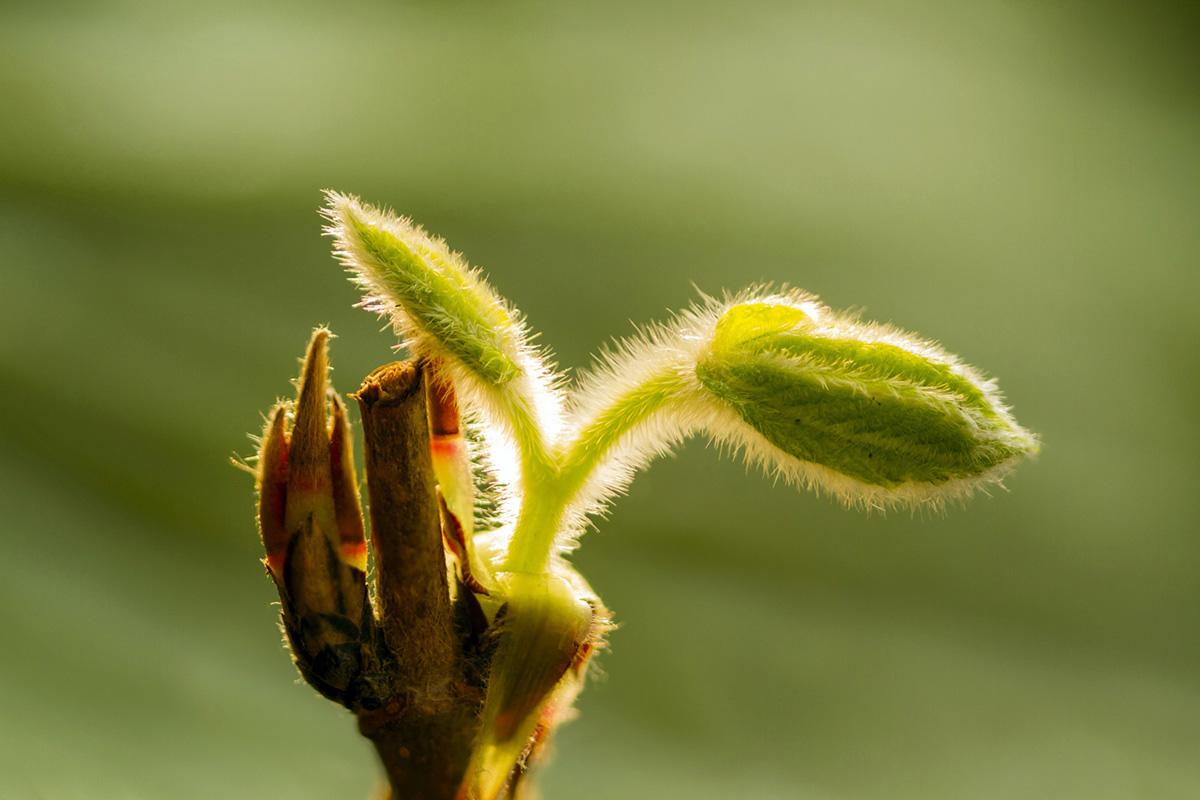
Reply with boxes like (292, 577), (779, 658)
(430, 435), (466, 457)
(257, 405), (291, 577)
(431, 435), (474, 532)
(284, 330), (338, 544)
(427, 370), (462, 437)
(330, 392), (368, 572)
(427, 368), (488, 594)
(438, 493), (489, 595)
(427, 372), (474, 539)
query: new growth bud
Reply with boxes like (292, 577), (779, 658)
(248, 194), (1041, 799)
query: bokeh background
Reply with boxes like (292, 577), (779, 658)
(2, 1), (1198, 797)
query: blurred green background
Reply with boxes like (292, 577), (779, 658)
(2, 1), (1197, 797)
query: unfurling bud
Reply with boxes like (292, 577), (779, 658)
(254, 328), (371, 702)
(461, 569), (607, 800)
(694, 298), (1039, 506)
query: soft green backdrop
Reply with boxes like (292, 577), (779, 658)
(2, 1), (1197, 798)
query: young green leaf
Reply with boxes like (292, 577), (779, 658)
(693, 293), (1040, 508)
(322, 191), (564, 522)
(322, 192), (520, 386)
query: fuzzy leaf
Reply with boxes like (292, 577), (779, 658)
(323, 192), (521, 386)
(695, 299), (1039, 504)
(323, 192), (563, 514)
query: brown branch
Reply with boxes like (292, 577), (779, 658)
(352, 361), (484, 798)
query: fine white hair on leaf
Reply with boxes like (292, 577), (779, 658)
(685, 390), (1022, 515)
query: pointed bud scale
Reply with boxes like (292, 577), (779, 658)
(694, 298), (1039, 507)
(285, 328), (339, 542)
(256, 403), (290, 578)
(329, 392), (368, 572)
(461, 571), (595, 800)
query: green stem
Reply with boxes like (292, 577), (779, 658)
(503, 368), (689, 574)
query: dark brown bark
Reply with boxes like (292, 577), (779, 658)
(352, 361), (484, 799)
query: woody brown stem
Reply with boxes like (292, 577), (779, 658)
(352, 361), (483, 798)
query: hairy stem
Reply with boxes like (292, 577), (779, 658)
(503, 368), (689, 574)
